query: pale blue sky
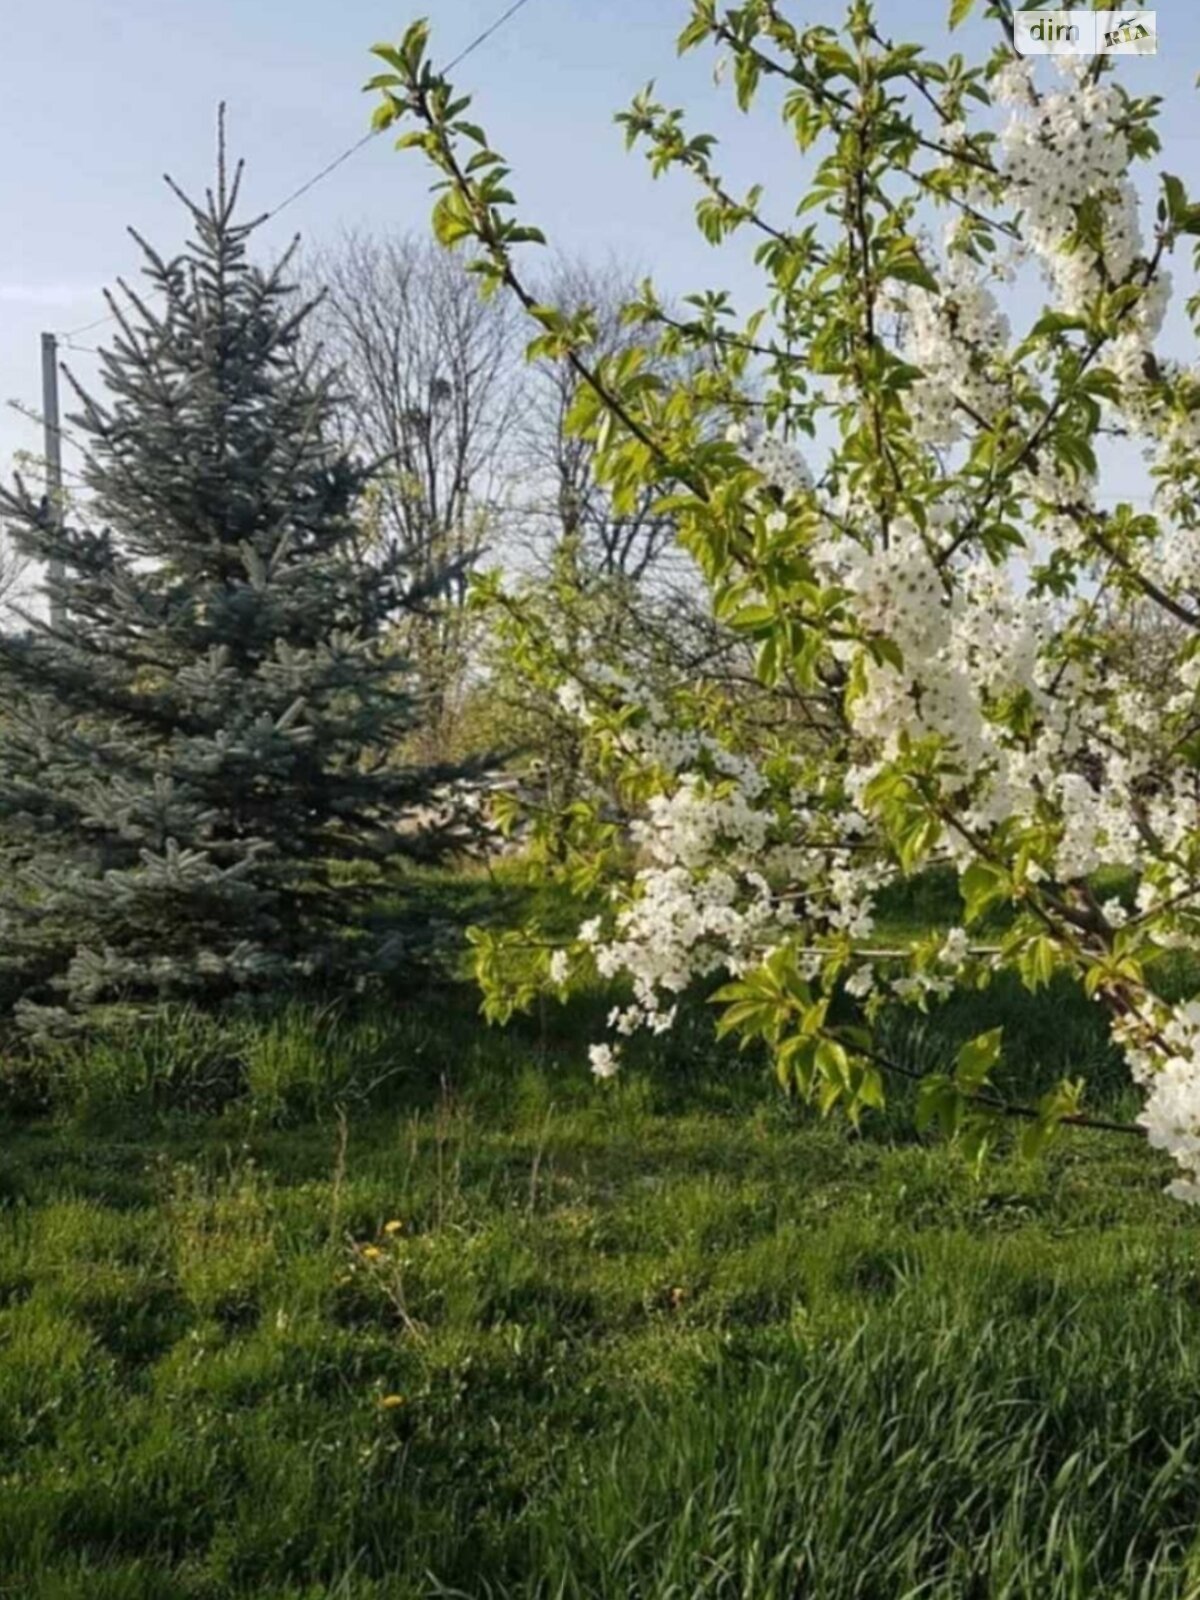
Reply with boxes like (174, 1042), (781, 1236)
(3, 0), (1198, 489)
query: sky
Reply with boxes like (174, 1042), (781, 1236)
(2, 0), (1199, 491)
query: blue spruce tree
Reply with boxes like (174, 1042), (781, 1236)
(0, 129), (482, 1031)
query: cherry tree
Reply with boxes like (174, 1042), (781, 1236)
(368, 0), (1200, 1198)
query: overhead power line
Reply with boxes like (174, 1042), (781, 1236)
(55, 0), (535, 340)
(57, 311), (119, 339)
(259, 0), (533, 225)
(257, 129), (381, 226)
(444, 0), (533, 73)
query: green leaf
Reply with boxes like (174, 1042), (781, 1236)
(432, 192), (474, 249)
(730, 602), (777, 631)
(885, 253), (939, 294)
(677, 10), (713, 53)
(1018, 935), (1058, 993)
(1163, 172), (1188, 228)
(1027, 310), (1089, 340)
(895, 810), (942, 874)
(960, 860), (1009, 926)
(955, 1027), (1003, 1093)
(916, 1073), (962, 1136)
(815, 1037), (850, 1090)
(949, 0), (977, 30)
(778, 1033), (818, 1095)
(1018, 1120), (1049, 1161)
(453, 121), (489, 147)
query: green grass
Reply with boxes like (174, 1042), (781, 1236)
(2, 944), (1200, 1596)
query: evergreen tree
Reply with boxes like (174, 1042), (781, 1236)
(0, 129), (480, 1031)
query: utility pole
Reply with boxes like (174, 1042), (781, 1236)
(40, 331), (65, 628)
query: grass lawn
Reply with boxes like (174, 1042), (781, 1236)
(3, 886), (1200, 1597)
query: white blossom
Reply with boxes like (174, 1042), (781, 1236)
(588, 1043), (621, 1080)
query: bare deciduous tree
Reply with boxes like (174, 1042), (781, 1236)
(305, 232), (520, 758)
(307, 230), (520, 594)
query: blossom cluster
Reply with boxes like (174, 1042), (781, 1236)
(1120, 1002), (1200, 1204)
(1000, 67), (1169, 414)
(902, 247), (1010, 446)
(552, 673), (979, 1079)
(748, 430), (814, 496)
(1001, 75), (1136, 310)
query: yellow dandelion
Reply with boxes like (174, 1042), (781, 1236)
(383, 1219), (404, 1235)
(380, 1393), (405, 1409)
(361, 1245), (383, 1261)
